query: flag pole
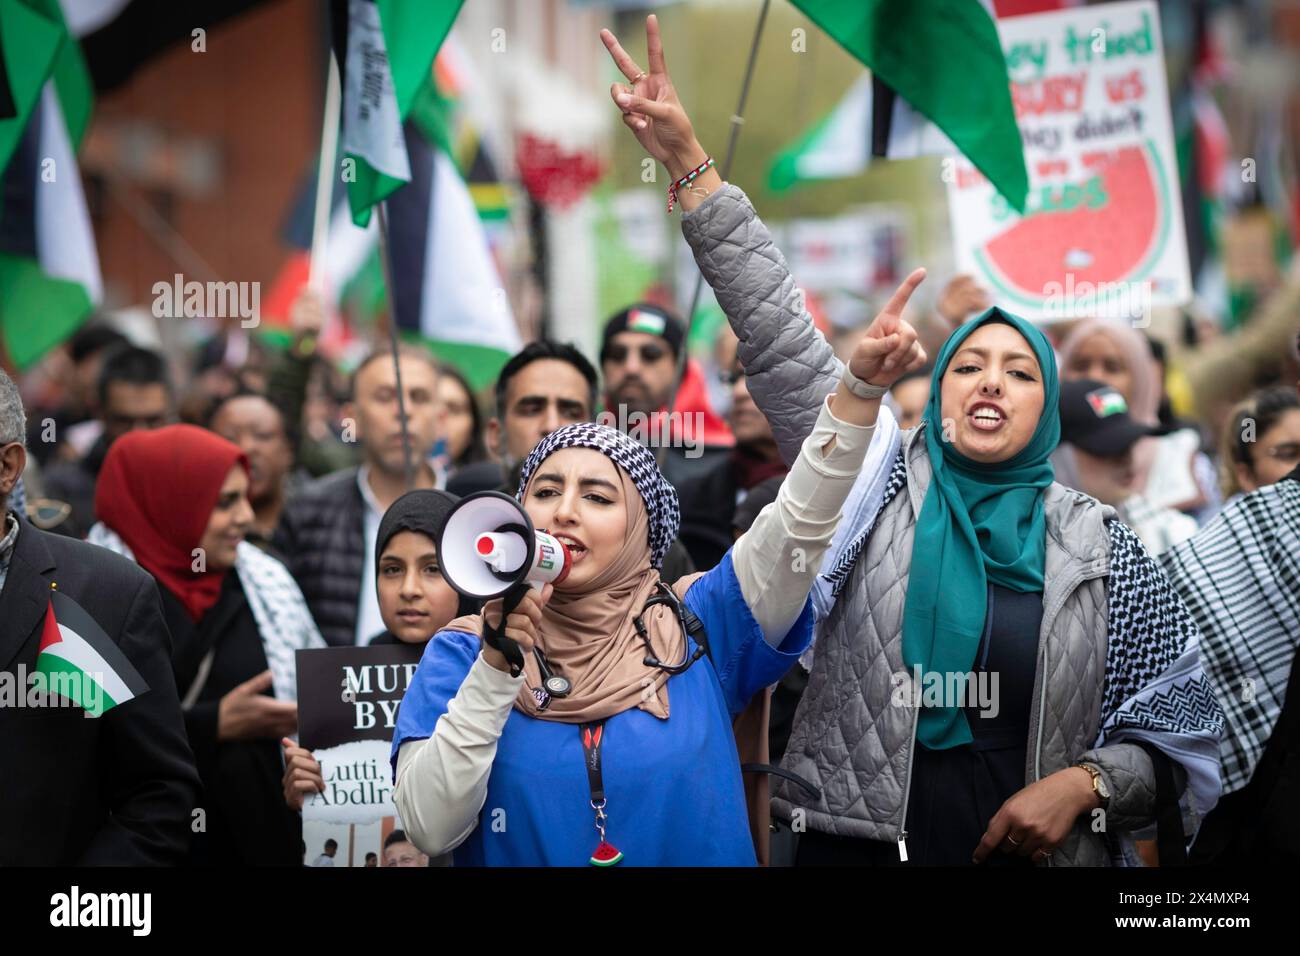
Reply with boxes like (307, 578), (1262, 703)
(658, 0), (771, 468)
(309, 52), (342, 292)
(375, 200), (417, 490)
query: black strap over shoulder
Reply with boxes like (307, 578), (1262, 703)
(481, 580), (529, 677)
(641, 582), (712, 665)
(1131, 742), (1187, 866)
(740, 763), (821, 798)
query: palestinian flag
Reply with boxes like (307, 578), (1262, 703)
(266, 52), (518, 387)
(786, 0), (1028, 212)
(35, 589), (148, 717)
(1086, 388), (1129, 419)
(0, 0), (101, 369)
(420, 38), (511, 224)
(333, 0), (465, 227)
(385, 123), (520, 391)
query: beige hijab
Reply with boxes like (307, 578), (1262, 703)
(447, 463), (703, 724)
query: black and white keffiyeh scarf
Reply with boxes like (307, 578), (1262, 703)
(824, 448), (1226, 837)
(86, 522), (324, 701)
(1161, 476), (1300, 794)
(516, 422), (680, 569)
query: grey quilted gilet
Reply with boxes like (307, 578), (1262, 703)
(772, 425), (1117, 866)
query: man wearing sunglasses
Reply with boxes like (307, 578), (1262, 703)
(600, 303), (683, 422)
(600, 303), (736, 569)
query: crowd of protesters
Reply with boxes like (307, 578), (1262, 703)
(2, 14), (1299, 869)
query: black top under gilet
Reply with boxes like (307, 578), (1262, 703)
(796, 584), (1043, 867)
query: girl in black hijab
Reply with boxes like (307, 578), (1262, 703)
(282, 490), (476, 809)
(369, 490), (478, 644)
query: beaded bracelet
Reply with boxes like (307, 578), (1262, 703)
(667, 156), (716, 213)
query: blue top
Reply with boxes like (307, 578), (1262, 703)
(391, 551), (813, 866)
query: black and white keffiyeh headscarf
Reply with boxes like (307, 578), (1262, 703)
(516, 423), (680, 569)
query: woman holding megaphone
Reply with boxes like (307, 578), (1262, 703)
(391, 296), (927, 865)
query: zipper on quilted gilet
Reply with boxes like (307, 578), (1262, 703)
(896, 446), (921, 864)
(1030, 568), (1089, 867)
(897, 698), (921, 861)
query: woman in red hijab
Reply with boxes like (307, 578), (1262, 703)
(92, 424), (323, 865)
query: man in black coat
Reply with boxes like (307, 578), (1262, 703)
(0, 369), (200, 865)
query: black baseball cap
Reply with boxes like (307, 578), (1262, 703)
(600, 303), (686, 361)
(1059, 379), (1158, 457)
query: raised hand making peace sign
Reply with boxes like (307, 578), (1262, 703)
(601, 15), (720, 204)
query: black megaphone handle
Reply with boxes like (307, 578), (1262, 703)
(481, 579), (531, 677)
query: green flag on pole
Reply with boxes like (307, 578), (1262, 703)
(340, 0), (465, 227)
(787, 0), (1028, 213)
(0, 0), (100, 370)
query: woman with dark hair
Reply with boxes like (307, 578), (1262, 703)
(89, 424), (324, 865)
(604, 13), (1225, 866)
(437, 363), (488, 471)
(1219, 385), (1300, 501)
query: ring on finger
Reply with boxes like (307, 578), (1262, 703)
(1006, 834), (1022, 847)
(632, 71), (647, 82)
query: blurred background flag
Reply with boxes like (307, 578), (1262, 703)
(333, 0), (465, 227)
(386, 123), (521, 391)
(0, 0), (101, 369)
(786, 0), (1028, 212)
(267, 35), (519, 389)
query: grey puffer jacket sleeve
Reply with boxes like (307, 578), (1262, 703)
(1076, 743), (1159, 831)
(681, 184), (842, 466)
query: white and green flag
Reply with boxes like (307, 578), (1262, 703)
(338, 0), (465, 226)
(0, 0), (101, 370)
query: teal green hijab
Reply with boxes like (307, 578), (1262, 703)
(904, 307), (1059, 749)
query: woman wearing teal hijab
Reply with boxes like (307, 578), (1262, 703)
(609, 15), (1224, 868)
(905, 308), (1059, 751)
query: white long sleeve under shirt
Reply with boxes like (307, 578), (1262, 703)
(394, 394), (876, 856)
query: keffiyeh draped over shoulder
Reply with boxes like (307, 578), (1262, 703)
(1159, 478), (1300, 795)
(1094, 520), (1225, 832)
(86, 523), (324, 701)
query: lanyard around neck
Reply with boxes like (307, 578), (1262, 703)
(579, 721), (623, 866)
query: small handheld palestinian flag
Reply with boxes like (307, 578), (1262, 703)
(35, 587), (148, 717)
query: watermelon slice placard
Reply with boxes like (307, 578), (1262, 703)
(972, 138), (1172, 310)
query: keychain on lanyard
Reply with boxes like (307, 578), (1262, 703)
(580, 721), (623, 866)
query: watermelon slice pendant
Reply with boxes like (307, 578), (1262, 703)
(589, 840), (624, 867)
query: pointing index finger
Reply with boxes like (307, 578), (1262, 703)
(882, 267), (927, 317)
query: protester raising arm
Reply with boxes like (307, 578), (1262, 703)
(391, 314), (926, 858)
(599, 15), (925, 465)
(732, 283), (927, 640)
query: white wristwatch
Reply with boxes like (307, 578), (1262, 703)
(840, 364), (890, 401)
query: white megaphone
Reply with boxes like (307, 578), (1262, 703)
(438, 491), (572, 600)
(437, 492), (572, 683)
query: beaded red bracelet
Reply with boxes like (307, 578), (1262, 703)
(667, 156), (716, 213)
